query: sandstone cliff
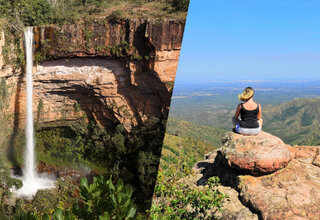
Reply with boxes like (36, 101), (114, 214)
(190, 131), (320, 219)
(0, 19), (185, 131)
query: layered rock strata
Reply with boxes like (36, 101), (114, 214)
(0, 19), (185, 130)
(31, 58), (168, 129)
(33, 19), (184, 82)
(193, 131), (320, 219)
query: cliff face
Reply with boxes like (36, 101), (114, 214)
(0, 19), (185, 130)
(191, 131), (320, 219)
(33, 19), (184, 82)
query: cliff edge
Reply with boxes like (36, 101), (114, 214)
(191, 131), (320, 219)
(0, 19), (185, 131)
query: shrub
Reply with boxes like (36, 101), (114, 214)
(13, 0), (54, 26)
(14, 175), (137, 220)
(0, 157), (22, 212)
(73, 175), (137, 219)
(30, 189), (59, 214)
(170, 0), (190, 12)
(151, 174), (226, 219)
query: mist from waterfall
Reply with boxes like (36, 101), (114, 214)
(15, 27), (55, 198)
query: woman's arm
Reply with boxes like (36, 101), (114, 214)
(234, 104), (241, 118)
(257, 103), (262, 119)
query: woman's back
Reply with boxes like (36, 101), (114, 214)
(242, 100), (258, 110)
(239, 101), (259, 128)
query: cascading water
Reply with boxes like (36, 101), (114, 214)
(15, 27), (55, 198)
(25, 26), (36, 184)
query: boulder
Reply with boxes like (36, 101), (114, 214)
(219, 131), (292, 174)
(239, 145), (320, 219)
(193, 131), (320, 219)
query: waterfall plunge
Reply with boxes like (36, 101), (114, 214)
(25, 26), (36, 184)
(15, 27), (55, 198)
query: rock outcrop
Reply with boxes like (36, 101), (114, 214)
(33, 19), (184, 82)
(193, 131), (320, 219)
(0, 19), (185, 130)
(220, 132), (292, 174)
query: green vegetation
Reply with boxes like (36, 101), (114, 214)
(110, 41), (133, 57)
(3, 116), (166, 214)
(10, 175), (138, 219)
(0, 0), (189, 68)
(0, 0), (189, 28)
(0, 77), (8, 111)
(74, 175), (136, 219)
(161, 134), (214, 173)
(172, 97), (320, 146)
(36, 99), (44, 125)
(151, 117), (226, 218)
(1, 25), (25, 69)
(166, 117), (226, 147)
(0, 156), (22, 215)
(262, 98), (320, 145)
(0, 77), (13, 152)
(152, 175), (225, 219)
(170, 0), (189, 12)
(170, 81), (320, 146)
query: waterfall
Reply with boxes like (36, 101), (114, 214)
(24, 26), (36, 183)
(14, 27), (55, 198)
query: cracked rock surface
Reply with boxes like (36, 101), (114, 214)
(220, 131), (292, 174)
(193, 131), (320, 219)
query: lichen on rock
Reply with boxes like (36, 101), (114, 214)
(193, 131), (320, 219)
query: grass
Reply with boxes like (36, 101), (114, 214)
(166, 117), (227, 147)
(84, 1), (188, 21)
(159, 133), (216, 173)
(0, 0), (187, 29)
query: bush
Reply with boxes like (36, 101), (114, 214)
(170, 0), (190, 12)
(0, 157), (22, 212)
(151, 174), (226, 219)
(30, 189), (59, 214)
(13, 0), (54, 26)
(14, 175), (137, 220)
(73, 175), (136, 219)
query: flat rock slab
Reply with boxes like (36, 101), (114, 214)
(239, 146), (320, 219)
(219, 131), (292, 174)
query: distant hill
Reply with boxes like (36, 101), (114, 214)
(263, 98), (320, 145)
(171, 98), (320, 146)
(165, 117), (227, 147)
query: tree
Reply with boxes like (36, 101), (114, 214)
(0, 158), (22, 211)
(13, 0), (54, 26)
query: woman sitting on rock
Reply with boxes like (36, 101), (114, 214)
(232, 87), (263, 135)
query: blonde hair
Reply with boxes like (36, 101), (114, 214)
(238, 87), (254, 101)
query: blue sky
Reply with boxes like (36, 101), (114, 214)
(175, 0), (320, 83)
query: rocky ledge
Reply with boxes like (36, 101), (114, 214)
(1, 19), (185, 131)
(192, 131), (320, 219)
